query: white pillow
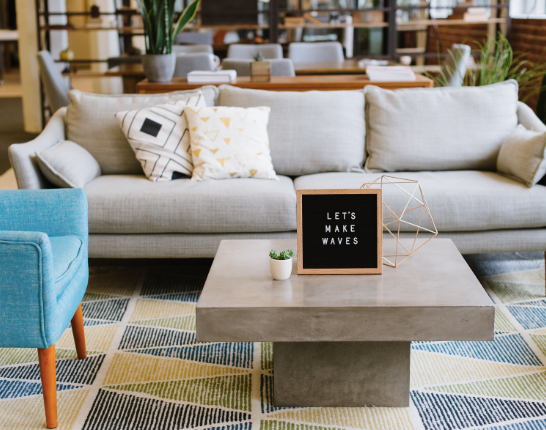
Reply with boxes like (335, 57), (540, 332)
(37, 140), (101, 188)
(497, 124), (546, 187)
(115, 92), (206, 182)
(184, 105), (278, 181)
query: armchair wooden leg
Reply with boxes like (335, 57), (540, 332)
(38, 345), (57, 429)
(71, 304), (87, 360)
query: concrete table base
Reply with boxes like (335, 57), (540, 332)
(273, 341), (411, 407)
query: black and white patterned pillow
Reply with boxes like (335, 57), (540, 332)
(115, 92), (206, 181)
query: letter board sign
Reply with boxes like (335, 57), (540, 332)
(296, 189), (382, 274)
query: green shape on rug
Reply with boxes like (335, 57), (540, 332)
(487, 281), (544, 304)
(0, 348), (101, 366)
(131, 315), (196, 331)
(262, 342), (273, 370)
(495, 307), (518, 332)
(107, 374), (252, 411)
(82, 292), (117, 302)
(260, 421), (344, 430)
(530, 334), (546, 356)
(426, 370), (546, 401)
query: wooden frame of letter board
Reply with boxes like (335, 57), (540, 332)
(297, 189), (383, 275)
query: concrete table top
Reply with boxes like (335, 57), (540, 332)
(196, 238), (495, 343)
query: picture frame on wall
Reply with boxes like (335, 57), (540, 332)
(297, 189), (383, 275)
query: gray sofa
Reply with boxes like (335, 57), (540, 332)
(9, 81), (546, 259)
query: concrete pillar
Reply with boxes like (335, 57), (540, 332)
(15, 0), (42, 133)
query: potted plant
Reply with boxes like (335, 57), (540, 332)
(269, 249), (294, 280)
(136, 0), (201, 83)
(250, 52), (271, 83)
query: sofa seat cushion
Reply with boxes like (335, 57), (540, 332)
(294, 171), (546, 232)
(84, 175), (296, 234)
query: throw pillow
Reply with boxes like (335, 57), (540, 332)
(184, 105), (278, 181)
(497, 124), (546, 187)
(37, 140), (101, 188)
(115, 93), (206, 182)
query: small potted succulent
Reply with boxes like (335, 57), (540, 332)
(269, 249), (294, 280)
(250, 52), (271, 83)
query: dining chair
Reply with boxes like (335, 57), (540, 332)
(227, 43), (283, 60)
(288, 41), (344, 64)
(0, 188), (89, 429)
(222, 59), (296, 77)
(173, 53), (217, 78)
(37, 50), (70, 113)
(439, 44), (471, 87)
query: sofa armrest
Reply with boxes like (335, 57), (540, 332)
(8, 107), (67, 190)
(517, 101), (546, 133)
(0, 231), (56, 348)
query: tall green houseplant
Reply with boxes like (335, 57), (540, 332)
(137, 0), (201, 82)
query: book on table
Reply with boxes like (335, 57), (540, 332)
(187, 70), (237, 84)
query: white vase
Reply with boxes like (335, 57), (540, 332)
(270, 257), (292, 280)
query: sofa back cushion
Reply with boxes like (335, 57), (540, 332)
(364, 80), (519, 172)
(66, 87), (218, 175)
(217, 85), (365, 176)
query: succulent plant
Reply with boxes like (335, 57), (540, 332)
(269, 249), (294, 260)
(253, 52), (264, 62)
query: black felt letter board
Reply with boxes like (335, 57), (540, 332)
(297, 190), (382, 274)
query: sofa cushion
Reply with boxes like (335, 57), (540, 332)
(294, 171), (546, 232)
(66, 87), (218, 175)
(364, 80), (519, 172)
(84, 175), (296, 234)
(217, 85), (365, 176)
(36, 140), (101, 188)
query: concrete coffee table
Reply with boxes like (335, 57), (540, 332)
(196, 239), (494, 407)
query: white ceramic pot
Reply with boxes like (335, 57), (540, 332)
(270, 257), (292, 280)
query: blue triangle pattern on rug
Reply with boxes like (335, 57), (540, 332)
(82, 319), (118, 327)
(464, 259), (544, 277)
(485, 417), (546, 429)
(508, 305), (546, 330)
(82, 298), (130, 322)
(201, 425), (252, 430)
(126, 342), (254, 368)
(512, 299), (546, 308)
(411, 334), (543, 366)
(82, 389), (250, 430)
(0, 354), (105, 385)
(0, 379), (81, 399)
(146, 292), (201, 303)
(119, 326), (196, 350)
(411, 390), (546, 430)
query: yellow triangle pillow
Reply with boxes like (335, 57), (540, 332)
(184, 106), (278, 181)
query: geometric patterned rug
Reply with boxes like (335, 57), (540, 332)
(1, 255), (546, 430)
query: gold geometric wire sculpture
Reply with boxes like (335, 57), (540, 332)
(361, 175), (438, 268)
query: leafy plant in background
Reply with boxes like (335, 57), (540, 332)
(269, 249), (294, 260)
(433, 33), (546, 103)
(136, 0), (201, 55)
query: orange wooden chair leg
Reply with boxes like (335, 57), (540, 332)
(71, 304), (87, 360)
(38, 345), (57, 429)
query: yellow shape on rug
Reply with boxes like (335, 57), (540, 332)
(103, 352), (247, 385)
(129, 299), (195, 321)
(56, 323), (119, 352)
(87, 271), (141, 296)
(0, 389), (88, 430)
(410, 350), (544, 387)
(268, 407), (415, 430)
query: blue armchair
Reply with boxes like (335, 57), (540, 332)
(0, 189), (88, 429)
